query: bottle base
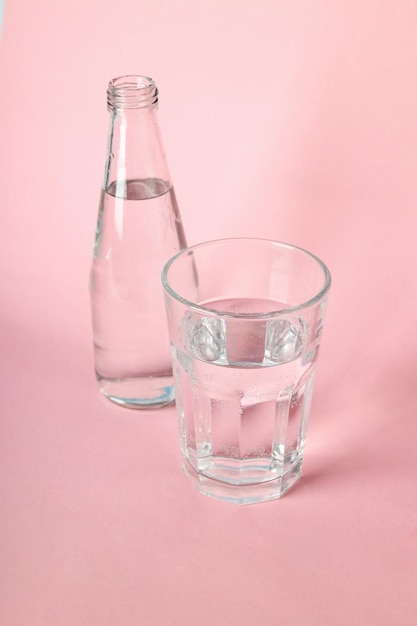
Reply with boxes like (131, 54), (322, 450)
(97, 375), (175, 409)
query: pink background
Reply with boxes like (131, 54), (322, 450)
(1, 1), (417, 624)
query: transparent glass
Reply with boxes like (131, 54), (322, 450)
(90, 75), (188, 409)
(162, 238), (331, 504)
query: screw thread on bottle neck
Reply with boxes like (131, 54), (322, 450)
(107, 75), (159, 112)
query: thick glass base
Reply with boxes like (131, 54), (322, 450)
(98, 375), (175, 409)
(182, 456), (303, 505)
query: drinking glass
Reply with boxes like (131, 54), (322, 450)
(162, 238), (331, 504)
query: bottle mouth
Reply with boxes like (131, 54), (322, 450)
(107, 75), (158, 111)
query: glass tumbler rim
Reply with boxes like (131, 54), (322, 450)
(162, 237), (331, 319)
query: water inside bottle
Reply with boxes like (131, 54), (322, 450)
(90, 178), (187, 408)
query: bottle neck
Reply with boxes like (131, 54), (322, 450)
(103, 75), (171, 195)
(107, 75), (158, 112)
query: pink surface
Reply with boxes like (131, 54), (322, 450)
(1, 1), (416, 624)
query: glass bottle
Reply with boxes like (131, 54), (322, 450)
(90, 75), (187, 409)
